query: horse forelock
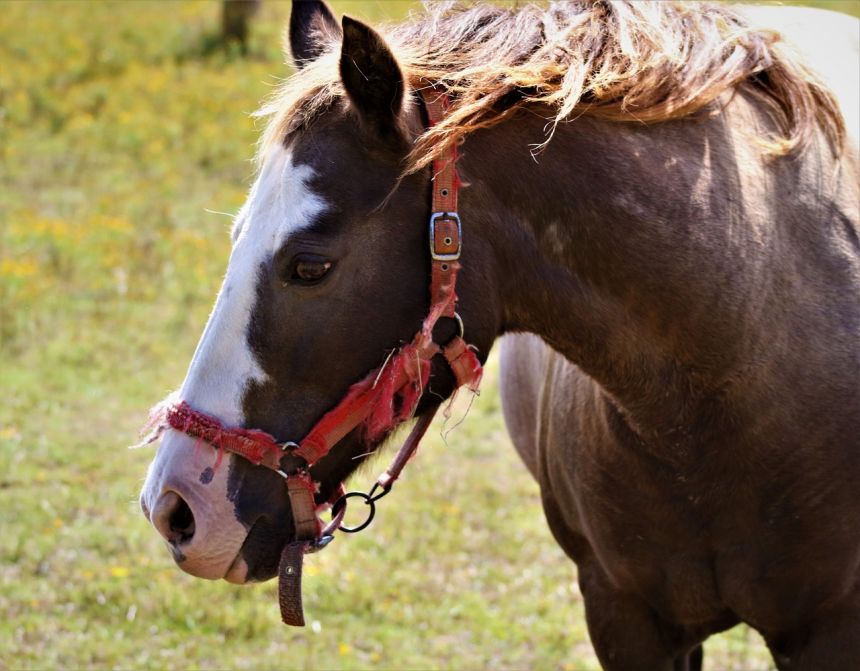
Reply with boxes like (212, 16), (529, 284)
(256, 0), (846, 174)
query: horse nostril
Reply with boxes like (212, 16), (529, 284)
(169, 497), (195, 544)
(151, 491), (196, 546)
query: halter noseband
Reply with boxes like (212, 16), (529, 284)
(144, 87), (482, 626)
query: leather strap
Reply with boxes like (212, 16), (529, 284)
(375, 407), (438, 491)
(278, 541), (308, 626)
(424, 86), (461, 320)
(286, 472), (321, 541)
(443, 336), (482, 392)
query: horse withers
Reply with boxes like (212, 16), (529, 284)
(139, 2), (859, 669)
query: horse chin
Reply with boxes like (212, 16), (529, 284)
(230, 517), (290, 583)
(223, 554), (251, 584)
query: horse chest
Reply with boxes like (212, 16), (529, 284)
(537, 396), (860, 630)
(546, 445), (730, 623)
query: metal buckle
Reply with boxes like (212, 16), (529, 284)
(429, 212), (462, 261)
(276, 442), (303, 480)
(304, 535), (335, 553)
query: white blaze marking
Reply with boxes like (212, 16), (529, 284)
(179, 145), (327, 426)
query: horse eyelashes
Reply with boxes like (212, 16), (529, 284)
(284, 254), (332, 285)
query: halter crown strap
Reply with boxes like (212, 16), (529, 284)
(425, 88), (461, 320)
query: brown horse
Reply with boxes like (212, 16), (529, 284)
(139, 2), (859, 669)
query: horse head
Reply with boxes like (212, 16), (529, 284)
(139, 1), (497, 585)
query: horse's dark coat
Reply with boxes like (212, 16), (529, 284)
(161, 2), (860, 668)
(492, 99), (860, 668)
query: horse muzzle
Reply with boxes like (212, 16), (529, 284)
(140, 430), (251, 581)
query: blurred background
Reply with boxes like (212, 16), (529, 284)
(1, 1), (857, 669)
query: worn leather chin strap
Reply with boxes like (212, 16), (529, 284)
(149, 85), (481, 627)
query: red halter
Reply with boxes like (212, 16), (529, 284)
(142, 87), (481, 626)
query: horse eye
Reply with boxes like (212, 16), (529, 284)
(287, 255), (332, 285)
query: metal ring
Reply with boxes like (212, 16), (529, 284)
(453, 311), (465, 339)
(331, 491), (377, 533)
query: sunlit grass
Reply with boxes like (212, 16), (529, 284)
(1, 1), (855, 669)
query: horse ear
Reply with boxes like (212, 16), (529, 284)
(289, 0), (341, 69)
(339, 16), (404, 129)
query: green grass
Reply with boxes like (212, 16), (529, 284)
(1, 1), (855, 669)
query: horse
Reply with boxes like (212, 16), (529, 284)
(138, 1), (860, 668)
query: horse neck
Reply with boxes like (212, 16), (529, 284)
(462, 105), (799, 437)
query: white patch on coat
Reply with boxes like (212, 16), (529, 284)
(139, 145), (328, 582)
(180, 144), (327, 426)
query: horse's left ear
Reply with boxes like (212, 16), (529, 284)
(339, 16), (404, 130)
(289, 0), (341, 69)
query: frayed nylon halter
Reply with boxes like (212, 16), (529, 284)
(141, 86), (482, 626)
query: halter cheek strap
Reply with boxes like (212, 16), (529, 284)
(145, 87), (481, 627)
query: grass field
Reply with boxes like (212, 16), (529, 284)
(2, 1), (858, 669)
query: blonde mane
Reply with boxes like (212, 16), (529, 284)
(258, 1), (845, 172)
